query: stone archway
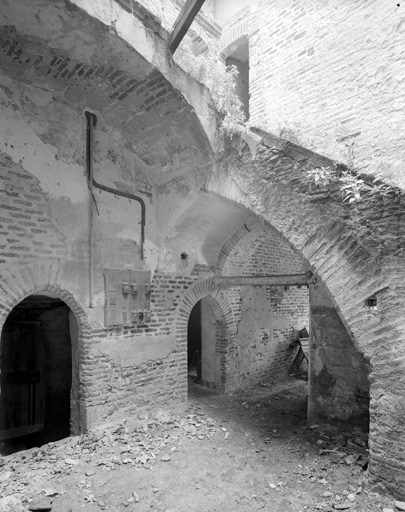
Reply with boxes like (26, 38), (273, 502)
(205, 133), (405, 495)
(175, 279), (236, 392)
(0, 262), (88, 439)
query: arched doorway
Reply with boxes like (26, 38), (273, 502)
(0, 295), (78, 450)
(225, 35), (250, 120)
(187, 298), (218, 390)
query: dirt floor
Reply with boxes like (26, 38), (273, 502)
(0, 377), (398, 512)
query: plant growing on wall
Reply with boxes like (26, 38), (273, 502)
(306, 166), (335, 190)
(173, 39), (246, 136)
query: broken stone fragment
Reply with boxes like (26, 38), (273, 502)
(395, 501), (405, 511)
(0, 495), (24, 512)
(160, 454), (171, 462)
(52, 506), (72, 512)
(0, 471), (12, 482)
(64, 458), (80, 466)
(29, 496), (53, 510)
(42, 489), (58, 497)
(333, 502), (352, 510)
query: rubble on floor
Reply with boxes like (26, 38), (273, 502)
(0, 381), (400, 511)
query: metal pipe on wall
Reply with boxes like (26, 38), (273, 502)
(85, 111), (96, 308)
(85, 111), (146, 306)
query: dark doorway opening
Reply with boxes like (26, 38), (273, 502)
(187, 299), (218, 390)
(188, 301), (202, 382)
(0, 295), (75, 452)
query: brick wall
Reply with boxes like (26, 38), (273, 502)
(0, 72), (204, 431)
(206, 131), (405, 497)
(219, 222), (309, 391)
(246, 0), (405, 183)
(0, 154), (67, 265)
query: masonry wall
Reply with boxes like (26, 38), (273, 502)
(308, 281), (370, 428)
(0, 75), (200, 430)
(228, 0), (405, 186)
(221, 226), (310, 391)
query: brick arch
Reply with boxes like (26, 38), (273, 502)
(216, 217), (267, 273)
(220, 21), (250, 58)
(0, 260), (89, 435)
(174, 279), (236, 391)
(206, 136), (405, 495)
(0, 261), (87, 329)
(216, 216), (308, 275)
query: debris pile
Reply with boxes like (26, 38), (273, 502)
(0, 408), (219, 511)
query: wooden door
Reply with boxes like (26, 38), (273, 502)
(0, 321), (46, 440)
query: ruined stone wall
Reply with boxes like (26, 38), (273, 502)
(220, 227), (309, 391)
(239, 0), (405, 185)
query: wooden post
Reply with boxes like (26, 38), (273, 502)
(169, 0), (206, 54)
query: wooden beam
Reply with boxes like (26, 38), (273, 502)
(213, 272), (316, 288)
(169, 0), (206, 54)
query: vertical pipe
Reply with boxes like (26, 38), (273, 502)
(84, 111), (146, 306)
(85, 111), (97, 308)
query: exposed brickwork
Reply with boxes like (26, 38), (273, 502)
(0, 154), (67, 265)
(207, 133), (405, 497)
(173, 278), (236, 391)
(245, 1), (405, 180)
(0, 265), (213, 430)
(0, 27), (179, 109)
(0, 262), (89, 434)
(219, 7), (250, 57)
(217, 222), (309, 390)
(1, 0), (404, 498)
(190, 263), (215, 276)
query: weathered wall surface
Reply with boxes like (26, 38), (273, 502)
(309, 282), (370, 427)
(219, 221), (309, 391)
(69, 0), (218, 146)
(0, 0), (222, 432)
(0, 76), (182, 428)
(223, 0), (405, 187)
(206, 131), (405, 497)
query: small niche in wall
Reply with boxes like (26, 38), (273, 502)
(365, 296), (377, 308)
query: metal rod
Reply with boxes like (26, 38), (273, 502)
(85, 111), (146, 268)
(213, 271), (315, 288)
(91, 179), (145, 260)
(85, 111), (96, 308)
